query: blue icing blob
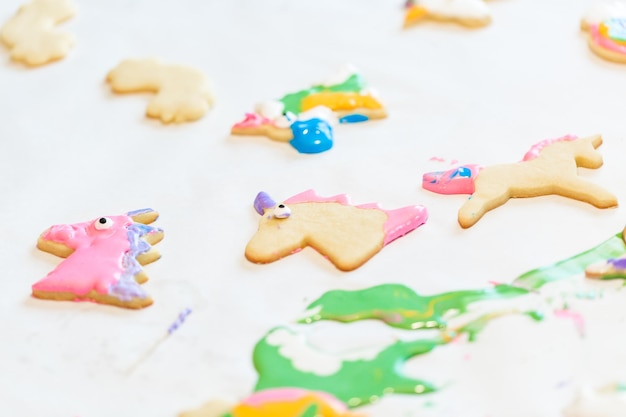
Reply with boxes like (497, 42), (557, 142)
(339, 114), (369, 124)
(289, 118), (333, 154)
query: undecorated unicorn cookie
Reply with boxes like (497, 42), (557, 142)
(422, 134), (617, 228)
(32, 208), (164, 309)
(231, 65), (387, 154)
(1, 0), (76, 66)
(107, 58), (214, 123)
(404, 0), (491, 28)
(179, 388), (364, 417)
(245, 190), (428, 271)
(581, 1), (626, 63)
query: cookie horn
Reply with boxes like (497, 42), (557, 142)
(253, 192), (275, 215)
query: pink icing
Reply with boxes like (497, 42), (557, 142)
(422, 164), (483, 195)
(554, 309), (586, 337)
(32, 215), (133, 295)
(284, 189), (428, 246)
(521, 135), (578, 161)
(232, 113), (272, 129)
(589, 24), (626, 55)
(241, 388), (347, 411)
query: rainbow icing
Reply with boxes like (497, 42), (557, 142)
(222, 388), (355, 417)
(231, 66), (386, 154)
(589, 18), (626, 56)
(32, 208), (163, 308)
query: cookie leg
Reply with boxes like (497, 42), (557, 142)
(554, 178), (618, 208)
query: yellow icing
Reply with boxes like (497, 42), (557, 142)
(404, 5), (428, 26)
(301, 92), (383, 112)
(599, 21), (626, 45)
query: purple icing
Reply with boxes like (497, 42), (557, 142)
(107, 223), (161, 301)
(254, 192), (276, 215)
(609, 257), (626, 269)
(127, 208), (155, 217)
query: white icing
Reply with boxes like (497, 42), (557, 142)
(320, 63), (359, 87)
(266, 328), (384, 376)
(272, 114), (293, 129)
(254, 100), (284, 120)
(297, 105), (338, 125)
(419, 0), (490, 19)
(582, 0), (626, 25)
(563, 386), (626, 417)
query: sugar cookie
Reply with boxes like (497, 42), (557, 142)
(423, 135), (617, 228)
(107, 58), (214, 123)
(1, 0), (75, 66)
(404, 0), (491, 28)
(231, 65), (386, 154)
(179, 389), (363, 417)
(581, 1), (626, 63)
(32, 208), (164, 309)
(246, 190), (427, 271)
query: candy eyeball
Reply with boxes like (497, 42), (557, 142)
(94, 217), (114, 230)
(273, 204), (291, 219)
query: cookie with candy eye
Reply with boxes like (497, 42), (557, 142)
(245, 190), (427, 271)
(230, 65), (387, 154)
(32, 208), (164, 309)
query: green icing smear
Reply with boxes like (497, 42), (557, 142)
(279, 73), (366, 114)
(299, 283), (529, 330)
(513, 232), (625, 290)
(253, 326), (440, 407)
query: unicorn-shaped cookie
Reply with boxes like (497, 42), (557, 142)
(179, 388), (364, 417)
(231, 65), (387, 154)
(107, 58), (214, 123)
(32, 208), (164, 309)
(1, 0), (76, 66)
(245, 190), (428, 271)
(422, 134), (617, 228)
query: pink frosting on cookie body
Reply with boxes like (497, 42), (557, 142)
(32, 215), (133, 295)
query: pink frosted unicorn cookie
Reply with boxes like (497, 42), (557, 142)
(179, 388), (364, 417)
(245, 190), (428, 271)
(404, 0), (491, 28)
(581, 1), (626, 63)
(422, 135), (617, 228)
(231, 65), (387, 154)
(32, 208), (164, 309)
